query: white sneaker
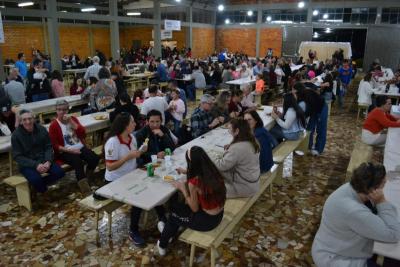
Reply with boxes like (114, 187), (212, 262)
(157, 240), (166, 256)
(157, 221), (165, 234)
(311, 149), (320, 156)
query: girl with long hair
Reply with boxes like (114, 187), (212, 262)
(210, 90), (231, 123)
(270, 93), (306, 144)
(244, 110), (274, 173)
(157, 146), (226, 255)
(215, 118), (261, 198)
(51, 70), (65, 98)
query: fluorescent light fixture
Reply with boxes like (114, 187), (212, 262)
(323, 13), (329, 19)
(239, 22), (254, 25)
(218, 4), (224, 12)
(60, 10), (68, 12)
(313, 10), (319, 16)
(319, 19), (343, 23)
(225, 18), (230, 24)
(271, 20), (293, 24)
(175, 0), (181, 2)
(325, 28), (331, 33)
(0, 5), (5, 8)
(298, 1), (305, 8)
(247, 10), (253, 16)
(127, 12), (141, 16)
(18, 1), (34, 7)
(266, 16), (272, 22)
(81, 7), (96, 12)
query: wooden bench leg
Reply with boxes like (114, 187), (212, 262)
(9, 152), (12, 176)
(16, 183), (32, 211)
(189, 244), (196, 267)
(269, 184), (273, 200)
(298, 136), (309, 153)
(95, 211), (100, 242)
(107, 212), (112, 237)
(210, 246), (217, 267)
(274, 164), (284, 185)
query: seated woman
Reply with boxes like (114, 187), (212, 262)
(357, 73), (383, 107)
(81, 77), (99, 114)
(70, 77), (84, 95)
(51, 70), (65, 98)
(270, 93), (306, 144)
(244, 110), (275, 173)
(362, 95), (400, 146)
(228, 89), (244, 118)
(93, 113), (165, 247)
(157, 146), (226, 256)
(312, 162), (400, 267)
(109, 92), (140, 130)
(210, 90), (231, 124)
(214, 118), (260, 198)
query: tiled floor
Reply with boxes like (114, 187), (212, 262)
(0, 80), (381, 267)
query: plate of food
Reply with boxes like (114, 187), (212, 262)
(93, 114), (108, 120)
(163, 175), (176, 182)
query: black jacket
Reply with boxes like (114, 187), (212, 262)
(11, 123), (54, 169)
(109, 103), (140, 130)
(135, 125), (175, 165)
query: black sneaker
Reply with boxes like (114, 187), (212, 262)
(129, 231), (146, 247)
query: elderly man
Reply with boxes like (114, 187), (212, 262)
(12, 109), (65, 193)
(240, 84), (256, 109)
(83, 56), (102, 81)
(240, 63), (252, 78)
(4, 69), (26, 105)
(49, 100), (100, 193)
(190, 94), (223, 138)
(5, 68), (24, 84)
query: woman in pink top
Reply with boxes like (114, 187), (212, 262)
(51, 70), (65, 98)
(167, 89), (185, 136)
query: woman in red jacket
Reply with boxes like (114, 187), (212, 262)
(49, 100), (100, 193)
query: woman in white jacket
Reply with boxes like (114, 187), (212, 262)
(357, 73), (383, 106)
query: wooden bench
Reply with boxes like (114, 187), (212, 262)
(346, 140), (373, 181)
(78, 195), (124, 242)
(272, 131), (310, 185)
(3, 146), (103, 211)
(179, 164), (278, 267)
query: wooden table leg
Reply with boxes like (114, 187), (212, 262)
(9, 152), (12, 176)
(189, 244), (196, 267)
(95, 211), (100, 242)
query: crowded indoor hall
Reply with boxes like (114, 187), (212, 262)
(0, 0), (400, 266)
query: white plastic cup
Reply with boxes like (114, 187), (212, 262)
(151, 155), (158, 163)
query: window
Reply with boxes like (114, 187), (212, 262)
(313, 7), (376, 24)
(193, 8), (214, 24)
(217, 10), (257, 25)
(263, 9), (307, 24)
(382, 8), (400, 24)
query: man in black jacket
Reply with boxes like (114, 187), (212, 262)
(135, 109), (175, 165)
(11, 109), (65, 193)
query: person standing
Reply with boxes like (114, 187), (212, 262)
(15, 53), (28, 79)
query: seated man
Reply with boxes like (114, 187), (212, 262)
(12, 109), (65, 193)
(135, 109), (175, 165)
(190, 94), (222, 138)
(49, 100), (100, 194)
(4, 70), (26, 105)
(140, 84), (169, 125)
(362, 95), (400, 146)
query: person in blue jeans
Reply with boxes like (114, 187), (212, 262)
(337, 60), (353, 109)
(293, 83), (328, 156)
(11, 109), (65, 193)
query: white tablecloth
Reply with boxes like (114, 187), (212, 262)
(0, 111), (110, 153)
(19, 95), (87, 115)
(226, 77), (257, 86)
(95, 106), (276, 210)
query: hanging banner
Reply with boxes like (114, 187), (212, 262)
(0, 12), (4, 43)
(164, 19), (181, 31)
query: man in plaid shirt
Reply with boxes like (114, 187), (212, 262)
(190, 94), (224, 138)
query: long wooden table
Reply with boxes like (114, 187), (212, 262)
(95, 107), (275, 210)
(0, 111), (111, 176)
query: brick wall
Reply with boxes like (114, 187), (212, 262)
(216, 28), (257, 56)
(1, 24), (46, 62)
(92, 28), (111, 59)
(259, 28), (283, 57)
(59, 26), (90, 59)
(192, 27), (215, 58)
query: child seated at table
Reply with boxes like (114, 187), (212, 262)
(255, 74), (265, 94)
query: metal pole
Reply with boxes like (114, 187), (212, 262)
(186, 6), (193, 49)
(109, 0), (120, 61)
(46, 0), (61, 71)
(256, 3), (262, 58)
(153, 0), (162, 58)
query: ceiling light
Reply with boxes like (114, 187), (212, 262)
(81, 7), (96, 12)
(61, 10), (68, 12)
(0, 5), (5, 8)
(127, 12), (141, 16)
(313, 10), (319, 16)
(266, 16), (272, 22)
(247, 10), (253, 16)
(18, 1), (34, 7)
(325, 28), (331, 33)
(323, 13), (329, 19)
(175, 0), (181, 2)
(298, 1), (305, 8)
(218, 4), (224, 12)
(225, 18), (230, 24)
